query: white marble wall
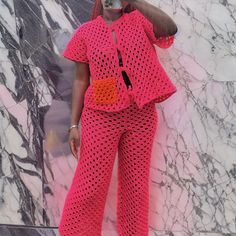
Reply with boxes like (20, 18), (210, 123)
(0, 0), (235, 235)
(147, 0), (236, 234)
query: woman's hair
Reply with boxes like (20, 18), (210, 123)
(90, 0), (135, 20)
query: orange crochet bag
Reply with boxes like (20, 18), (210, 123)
(92, 77), (118, 105)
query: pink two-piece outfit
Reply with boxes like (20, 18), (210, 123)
(58, 9), (177, 236)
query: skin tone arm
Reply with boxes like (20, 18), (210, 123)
(69, 62), (90, 158)
(124, 0), (178, 37)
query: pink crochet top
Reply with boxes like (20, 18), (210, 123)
(63, 9), (177, 112)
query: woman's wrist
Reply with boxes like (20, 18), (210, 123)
(68, 124), (80, 133)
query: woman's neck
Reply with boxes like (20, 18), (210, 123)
(102, 9), (123, 22)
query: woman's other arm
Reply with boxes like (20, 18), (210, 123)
(70, 62), (90, 126)
(69, 62), (90, 158)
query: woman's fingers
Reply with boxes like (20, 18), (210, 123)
(68, 128), (80, 159)
(70, 139), (79, 159)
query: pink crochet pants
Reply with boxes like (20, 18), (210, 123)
(58, 98), (158, 236)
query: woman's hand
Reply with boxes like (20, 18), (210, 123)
(69, 128), (81, 159)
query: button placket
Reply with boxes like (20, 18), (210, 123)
(109, 22), (133, 91)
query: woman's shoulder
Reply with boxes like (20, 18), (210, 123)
(75, 16), (101, 33)
(75, 21), (92, 31)
(127, 9), (150, 26)
(128, 9), (142, 18)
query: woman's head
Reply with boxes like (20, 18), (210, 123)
(90, 0), (135, 20)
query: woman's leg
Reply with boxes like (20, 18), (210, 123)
(58, 107), (124, 236)
(117, 101), (158, 236)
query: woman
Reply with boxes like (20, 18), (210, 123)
(58, 0), (178, 235)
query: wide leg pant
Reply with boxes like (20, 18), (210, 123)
(58, 99), (158, 236)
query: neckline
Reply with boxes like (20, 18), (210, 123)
(98, 13), (127, 27)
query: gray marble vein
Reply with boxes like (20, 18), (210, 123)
(0, 0), (236, 235)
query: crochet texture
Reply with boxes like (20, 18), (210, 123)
(58, 100), (158, 236)
(63, 9), (177, 112)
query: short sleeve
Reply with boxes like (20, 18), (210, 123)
(63, 25), (89, 63)
(132, 9), (175, 49)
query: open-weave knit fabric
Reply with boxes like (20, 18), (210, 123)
(58, 100), (158, 236)
(63, 9), (177, 112)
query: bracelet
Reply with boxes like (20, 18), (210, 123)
(68, 124), (80, 133)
